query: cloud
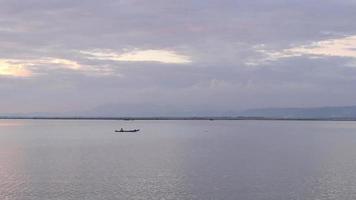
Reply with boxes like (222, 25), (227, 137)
(254, 35), (356, 64)
(0, 0), (356, 115)
(0, 59), (31, 77)
(48, 58), (82, 70)
(290, 35), (356, 58)
(0, 57), (82, 77)
(0, 48), (191, 78)
(81, 49), (192, 64)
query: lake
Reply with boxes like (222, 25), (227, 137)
(1, 120), (356, 200)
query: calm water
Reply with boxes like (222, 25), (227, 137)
(1, 120), (356, 200)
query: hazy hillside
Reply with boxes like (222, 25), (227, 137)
(240, 106), (356, 118)
(2, 105), (356, 119)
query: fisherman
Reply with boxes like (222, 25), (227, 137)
(120, 128), (124, 132)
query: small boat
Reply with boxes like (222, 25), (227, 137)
(115, 128), (140, 133)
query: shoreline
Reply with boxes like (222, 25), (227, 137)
(1, 117), (356, 121)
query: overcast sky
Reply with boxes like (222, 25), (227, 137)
(1, 0), (356, 116)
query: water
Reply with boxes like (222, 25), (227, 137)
(1, 120), (356, 200)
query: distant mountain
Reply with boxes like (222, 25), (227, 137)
(239, 106), (356, 119)
(82, 104), (356, 119)
(82, 103), (232, 117)
(2, 105), (356, 119)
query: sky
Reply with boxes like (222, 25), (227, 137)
(0, 0), (356, 116)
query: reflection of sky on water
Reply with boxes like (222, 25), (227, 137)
(1, 120), (356, 199)
(303, 123), (356, 200)
(0, 120), (190, 199)
(0, 142), (26, 200)
(0, 120), (28, 127)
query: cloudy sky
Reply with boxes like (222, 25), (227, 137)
(1, 0), (356, 116)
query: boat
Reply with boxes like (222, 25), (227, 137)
(115, 128), (140, 133)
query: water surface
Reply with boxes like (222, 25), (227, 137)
(1, 120), (356, 200)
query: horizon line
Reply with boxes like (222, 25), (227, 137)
(1, 116), (356, 121)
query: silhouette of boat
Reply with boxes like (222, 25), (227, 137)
(115, 128), (140, 133)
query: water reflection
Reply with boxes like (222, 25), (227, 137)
(0, 143), (26, 200)
(1, 120), (191, 199)
(0, 120), (27, 127)
(1, 120), (356, 199)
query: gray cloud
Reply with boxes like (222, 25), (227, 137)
(0, 0), (356, 115)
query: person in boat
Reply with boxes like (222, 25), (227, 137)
(120, 128), (124, 132)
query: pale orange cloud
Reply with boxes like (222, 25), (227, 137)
(81, 49), (192, 64)
(251, 35), (356, 65)
(0, 60), (31, 77)
(0, 58), (82, 77)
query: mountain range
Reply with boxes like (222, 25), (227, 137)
(2, 105), (356, 119)
(239, 106), (356, 119)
